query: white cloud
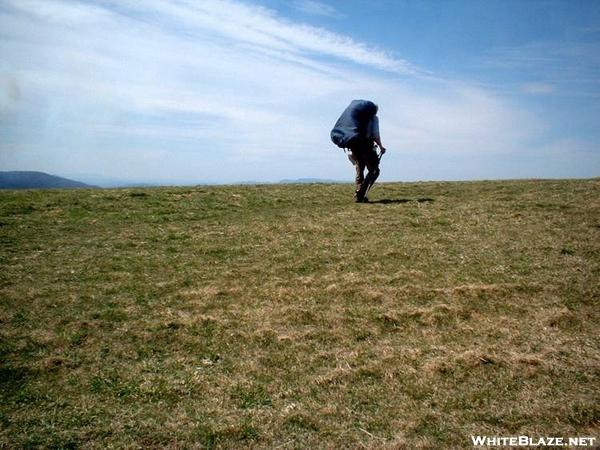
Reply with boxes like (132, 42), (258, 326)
(5, 0), (114, 25)
(106, 0), (420, 75)
(293, 0), (339, 18)
(521, 82), (556, 95)
(483, 41), (600, 94)
(0, 0), (562, 183)
(0, 72), (21, 115)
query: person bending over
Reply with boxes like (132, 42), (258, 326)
(330, 100), (386, 202)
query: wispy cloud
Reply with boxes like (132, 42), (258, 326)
(520, 82), (556, 95)
(110, 0), (418, 75)
(482, 41), (600, 96)
(0, 72), (21, 115)
(293, 0), (339, 18)
(0, 0), (569, 182)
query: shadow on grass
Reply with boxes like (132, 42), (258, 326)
(368, 198), (435, 204)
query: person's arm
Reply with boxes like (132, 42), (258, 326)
(371, 116), (386, 153)
(374, 137), (386, 153)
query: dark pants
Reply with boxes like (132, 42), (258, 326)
(349, 139), (380, 199)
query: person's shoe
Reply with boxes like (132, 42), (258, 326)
(362, 196), (369, 203)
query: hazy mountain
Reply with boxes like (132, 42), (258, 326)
(0, 171), (93, 189)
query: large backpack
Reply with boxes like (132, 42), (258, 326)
(330, 100), (378, 148)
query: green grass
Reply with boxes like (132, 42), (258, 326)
(1, 180), (599, 448)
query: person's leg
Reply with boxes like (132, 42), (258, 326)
(357, 144), (380, 201)
(350, 148), (366, 200)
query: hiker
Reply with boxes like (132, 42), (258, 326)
(330, 100), (386, 202)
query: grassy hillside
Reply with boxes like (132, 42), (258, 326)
(1, 180), (599, 448)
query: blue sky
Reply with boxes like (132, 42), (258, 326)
(0, 0), (599, 184)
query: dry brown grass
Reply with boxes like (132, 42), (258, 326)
(1, 179), (599, 448)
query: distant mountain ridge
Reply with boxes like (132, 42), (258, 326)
(278, 178), (342, 184)
(0, 171), (92, 189)
(0, 172), (344, 189)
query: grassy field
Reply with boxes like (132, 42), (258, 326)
(1, 179), (599, 448)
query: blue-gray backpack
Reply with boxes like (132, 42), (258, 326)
(330, 100), (378, 148)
